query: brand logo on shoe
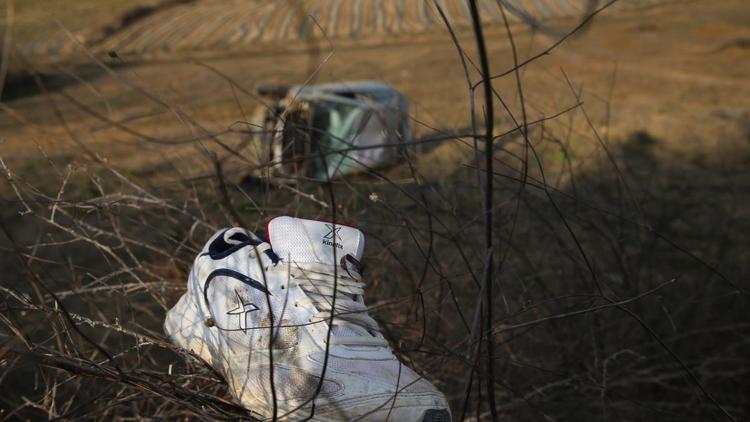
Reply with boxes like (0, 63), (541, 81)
(226, 289), (259, 332)
(322, 224), (344, 249)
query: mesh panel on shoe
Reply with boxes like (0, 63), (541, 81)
(313, 355), (419, 386)
(275, 367), (340, 399)
(241, 366), (340, 402)
(269, 217), (320, 263)
(330, 325), (360, 337)
(268, 216), (365, 265)
(260, 317), (299, 349)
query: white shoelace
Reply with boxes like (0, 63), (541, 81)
(289, 261), (388, 347)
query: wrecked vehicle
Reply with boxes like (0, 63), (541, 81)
(251, 81), (411, 182)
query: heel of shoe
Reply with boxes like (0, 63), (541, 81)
(165, 292), (215, 366)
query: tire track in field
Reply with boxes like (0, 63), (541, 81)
(23, 0), (680, 60)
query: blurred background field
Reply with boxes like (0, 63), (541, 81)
(1, 0), (749, 420)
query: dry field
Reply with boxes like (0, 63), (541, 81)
(17, 0), (682, 59)
(1, 0), (749, 420)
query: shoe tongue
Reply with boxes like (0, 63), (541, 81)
(267, 216), (365, 266)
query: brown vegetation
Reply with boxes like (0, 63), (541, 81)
(1, 0), (748, 420)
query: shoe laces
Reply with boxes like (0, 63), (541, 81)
(288, 255), (388, 347)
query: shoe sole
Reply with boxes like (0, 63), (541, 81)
(421, 408), (452, 422)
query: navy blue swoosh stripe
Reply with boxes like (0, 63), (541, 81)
(200, 244), (281, 265)
(200, 243), (252, 260)
(200, 229), (280, 264)
(203, 268), (271, 306)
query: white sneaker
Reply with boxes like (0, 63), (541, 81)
(165, 216), (451, 421)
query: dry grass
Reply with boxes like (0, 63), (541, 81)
(1, 0), (749, 420)
(4, 0), (166, 52)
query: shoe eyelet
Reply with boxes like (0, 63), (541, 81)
(280, 285), (285, 290)
(205, 318), (215, 327)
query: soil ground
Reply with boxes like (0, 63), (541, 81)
(1, 0), (748, 185)
(1, 0), (749, 420)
